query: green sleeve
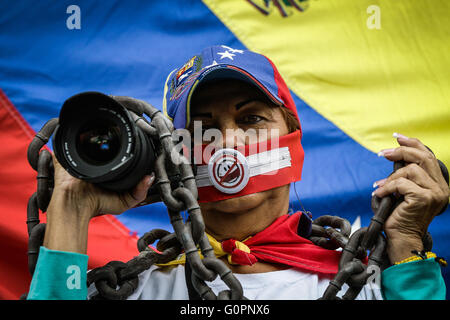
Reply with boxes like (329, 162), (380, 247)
(27, 246), (89, 300)
(381, 258), (446, 300)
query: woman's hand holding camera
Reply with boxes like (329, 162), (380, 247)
(43, 154), (154, 254)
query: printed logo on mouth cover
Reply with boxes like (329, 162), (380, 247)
(208, 148), (250, 194)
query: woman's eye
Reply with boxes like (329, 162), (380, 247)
(242, 115), (264, 123)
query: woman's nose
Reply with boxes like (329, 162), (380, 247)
(214, 119), (246, 149)
(222, 130), (244, 149)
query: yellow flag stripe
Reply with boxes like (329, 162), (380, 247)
(202, 0), (450, 166)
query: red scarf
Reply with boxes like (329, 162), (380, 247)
(219, 212), (342, 276)
(159, 212), (343, 277)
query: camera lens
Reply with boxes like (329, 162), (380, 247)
(76, 119), (121, 165)
(53, 92), (156, 192)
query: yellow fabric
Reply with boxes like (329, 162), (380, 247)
(162, 69), (176, 121)
(156, 233), (251, 267)
(202, 0), (450, 167)
(185, 79), (201, 128)
(394, 251), (436, 265)
(234, 240), (251, 253)
(228, 238), (251, 265)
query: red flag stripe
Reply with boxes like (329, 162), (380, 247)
(0, 89), (140, 299)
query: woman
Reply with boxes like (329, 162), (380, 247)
(27, 46), (449, 300)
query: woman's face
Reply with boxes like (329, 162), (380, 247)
(189, 79), (290, 215)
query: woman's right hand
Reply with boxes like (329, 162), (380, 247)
(43, 153), (154, 254)
(51, 153), (154, 219)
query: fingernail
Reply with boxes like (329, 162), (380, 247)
(378, 148), (395, 157)
(393, 132), (408, 140)
(373, 178), (387, 188)
(147, 173), (155, 186)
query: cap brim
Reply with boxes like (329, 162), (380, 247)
(183, 66), (283, 128)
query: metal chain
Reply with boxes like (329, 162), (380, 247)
(309, 215), (352, 250)
(312, 161), (403, 300)
(20, 119), (59, 300)
(316, 157), (449, 300)
(22, 96), (245, 300)
(22, 96), (448, 300)
(122, 97), (245, 300)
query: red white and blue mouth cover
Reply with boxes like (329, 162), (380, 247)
(162, 45), (304, 202)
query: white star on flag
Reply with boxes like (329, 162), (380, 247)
(217, 51), (235, 60)
(221, 45), (244, 54)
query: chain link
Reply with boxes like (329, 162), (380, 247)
(309, 215), (352, 250)
(23, 118), (58, 296)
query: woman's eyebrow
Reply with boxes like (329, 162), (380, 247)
(191, 97), (268, 118)
(235, 98), (266, 110)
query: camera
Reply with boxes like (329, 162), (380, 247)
(53, 92), (157, 193)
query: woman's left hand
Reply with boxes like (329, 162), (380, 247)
(373, 133), (450, 264)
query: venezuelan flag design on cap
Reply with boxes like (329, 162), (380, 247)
(163, 45), (300, 131)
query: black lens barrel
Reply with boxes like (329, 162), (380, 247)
(53, 92), (156, 192)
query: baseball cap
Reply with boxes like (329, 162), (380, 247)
(162, 45), (301, 135)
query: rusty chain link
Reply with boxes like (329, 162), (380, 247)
(22, 95), (448, 300)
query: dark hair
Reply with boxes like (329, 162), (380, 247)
(278, 106), (300, 134)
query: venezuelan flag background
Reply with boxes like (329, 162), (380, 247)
(0, 0), (449, 299)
